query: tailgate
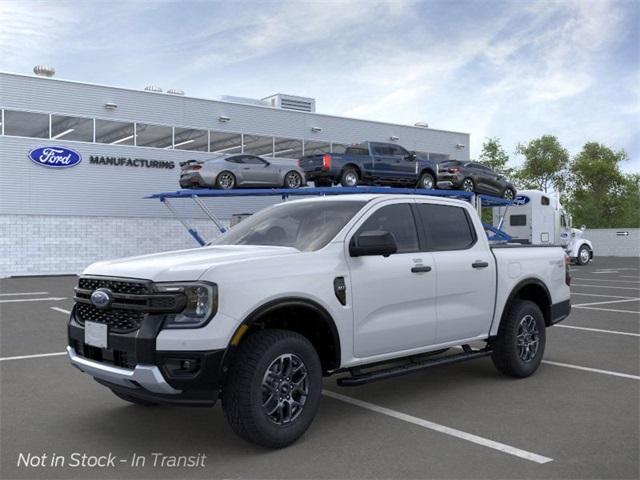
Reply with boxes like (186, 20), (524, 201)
(298, 154), (326, 172)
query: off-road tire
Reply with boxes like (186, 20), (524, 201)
(222, 329), (322, 448)
(111, 390), (159, 406)
(491, 300), (546, 378)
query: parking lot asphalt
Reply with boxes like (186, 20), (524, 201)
(1, 256), (638, 479)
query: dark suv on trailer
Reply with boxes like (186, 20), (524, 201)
(437, 160), (516, 199)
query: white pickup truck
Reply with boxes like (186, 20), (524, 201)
(67, 193), (571, 448)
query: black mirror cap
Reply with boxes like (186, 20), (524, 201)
(349, 230), (398, 257)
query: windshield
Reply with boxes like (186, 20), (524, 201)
(209, 200), (367, 251)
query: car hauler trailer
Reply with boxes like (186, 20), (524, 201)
(146, 186), (514, 245)
(492, 189), (594, 265)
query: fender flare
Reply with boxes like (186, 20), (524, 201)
(230, 297), (342, 369)
(496, 278), (552, 332)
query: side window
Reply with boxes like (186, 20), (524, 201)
(541, 196), (550, 205)
(510, 215), (527, 226)
(417, 204), (476, 251)
(390, 145), (409, 157)
(226, 156), (244, 164)
(242, 156), (267, 165)
(356, 204), (419, 253)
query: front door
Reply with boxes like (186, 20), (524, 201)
(347, 202), (437, 357)
(240, 156), (277, 185)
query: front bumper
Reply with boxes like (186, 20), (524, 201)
(68, 308), (227, 406)
(67, 346), (179, 394)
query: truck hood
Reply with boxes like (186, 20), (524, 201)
(82, 245), (299, 282)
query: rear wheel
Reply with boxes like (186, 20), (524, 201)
(462, 177), (475, 192)
(340, 168), (359, 187)
(491, 300), (546, 378)
(417, 172), (435, 189)
(284, 171), (303, 189)
(577, 245), (591, 265)
(111, 390), (158, 406)
(216, 171), (236, 189)
(222, 329), (322, 448)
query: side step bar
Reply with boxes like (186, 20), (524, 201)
(337, 346), (492, 387)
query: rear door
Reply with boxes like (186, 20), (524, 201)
(347, 201), (437, 357)
(415, 201), (496, 343)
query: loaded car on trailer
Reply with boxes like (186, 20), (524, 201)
(437, 160), (517, 200)
(67, 190), (571, 448)
(179, 154), (306, 189)
(298, 141), (440, 189)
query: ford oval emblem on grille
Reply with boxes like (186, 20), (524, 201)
(28, 146), (82, 168)
(91, 288), (113, 309)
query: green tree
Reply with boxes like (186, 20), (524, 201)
(515, 135), (569, 193)
(479, 137), (512, 176)
(565, 142), (638, 228)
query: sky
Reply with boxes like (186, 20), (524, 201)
(1, 0), (638, 172)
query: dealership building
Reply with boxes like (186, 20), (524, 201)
(0, 69), (470, 277)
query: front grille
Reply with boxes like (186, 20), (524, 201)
(76, 303), (144, 333)
(78, 277), (151, 295)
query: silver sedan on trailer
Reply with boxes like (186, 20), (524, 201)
(179, 154), (307, 189)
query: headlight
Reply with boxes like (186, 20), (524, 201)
(156, 282), (218, 328)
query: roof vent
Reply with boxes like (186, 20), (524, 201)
(144, 85), (163, 93)
(414, 122), (429, 128)
(33, 65), (55, 77)
(167, 89), (184, 96)
(262, 94), (316, 113)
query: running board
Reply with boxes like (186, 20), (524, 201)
(337, 347), (492, 387)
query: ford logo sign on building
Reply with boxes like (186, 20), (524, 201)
(28, 146), (82, 168)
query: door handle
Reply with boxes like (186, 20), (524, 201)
(411, 266), (432, 273)
(472, 261), (489, 269)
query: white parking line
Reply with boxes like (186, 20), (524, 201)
(542, 361), (640, 380)
(573, 306), (640, 314)
(571, 292), (638, 299)
(573, 278), (640, 284)
(51, 307), (71, 315)
(555, 325), (640, 337)
(0, 291), (49, 296)
(322, 390), (553, 464)
(0, 297), (67, 304)
(573, 298), (640, 307)
(620, 275), (640, 279)
(571, 284), (640, 291)
(0, 352), (67, 362)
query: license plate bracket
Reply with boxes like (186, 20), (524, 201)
(85, 321), (108, 349)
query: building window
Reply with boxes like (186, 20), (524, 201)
(244, 134), (274, 156)
(95, 119), (135, 145)
(3, 110), (49, 138)
(51, 114), (93, 142)
(173, 127), (208, 151)
(135, 123), (173, 148)
(303, 140), (331, 155)
(273, 137), (303, 159)
(210, 131), (243, 154)
(429, 153), (451, 163)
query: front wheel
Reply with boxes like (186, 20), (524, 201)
(284, 171), (303, 189)
(576, 245), (591, 265)
(417, 172), (435, 189)
(491, 300), (546, 378)
(222, 329), (322, 448)
(503, 188), (516, 200)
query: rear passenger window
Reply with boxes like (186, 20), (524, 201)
(510, 215), (527, 226)
(356, 204), (419, 253)
(417, 204), (476, 251)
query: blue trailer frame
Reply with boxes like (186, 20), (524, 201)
(146, 187), (512, 246)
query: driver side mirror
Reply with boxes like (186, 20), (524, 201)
(349, 230), (397, 257)
(407, 151), (417, 161)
